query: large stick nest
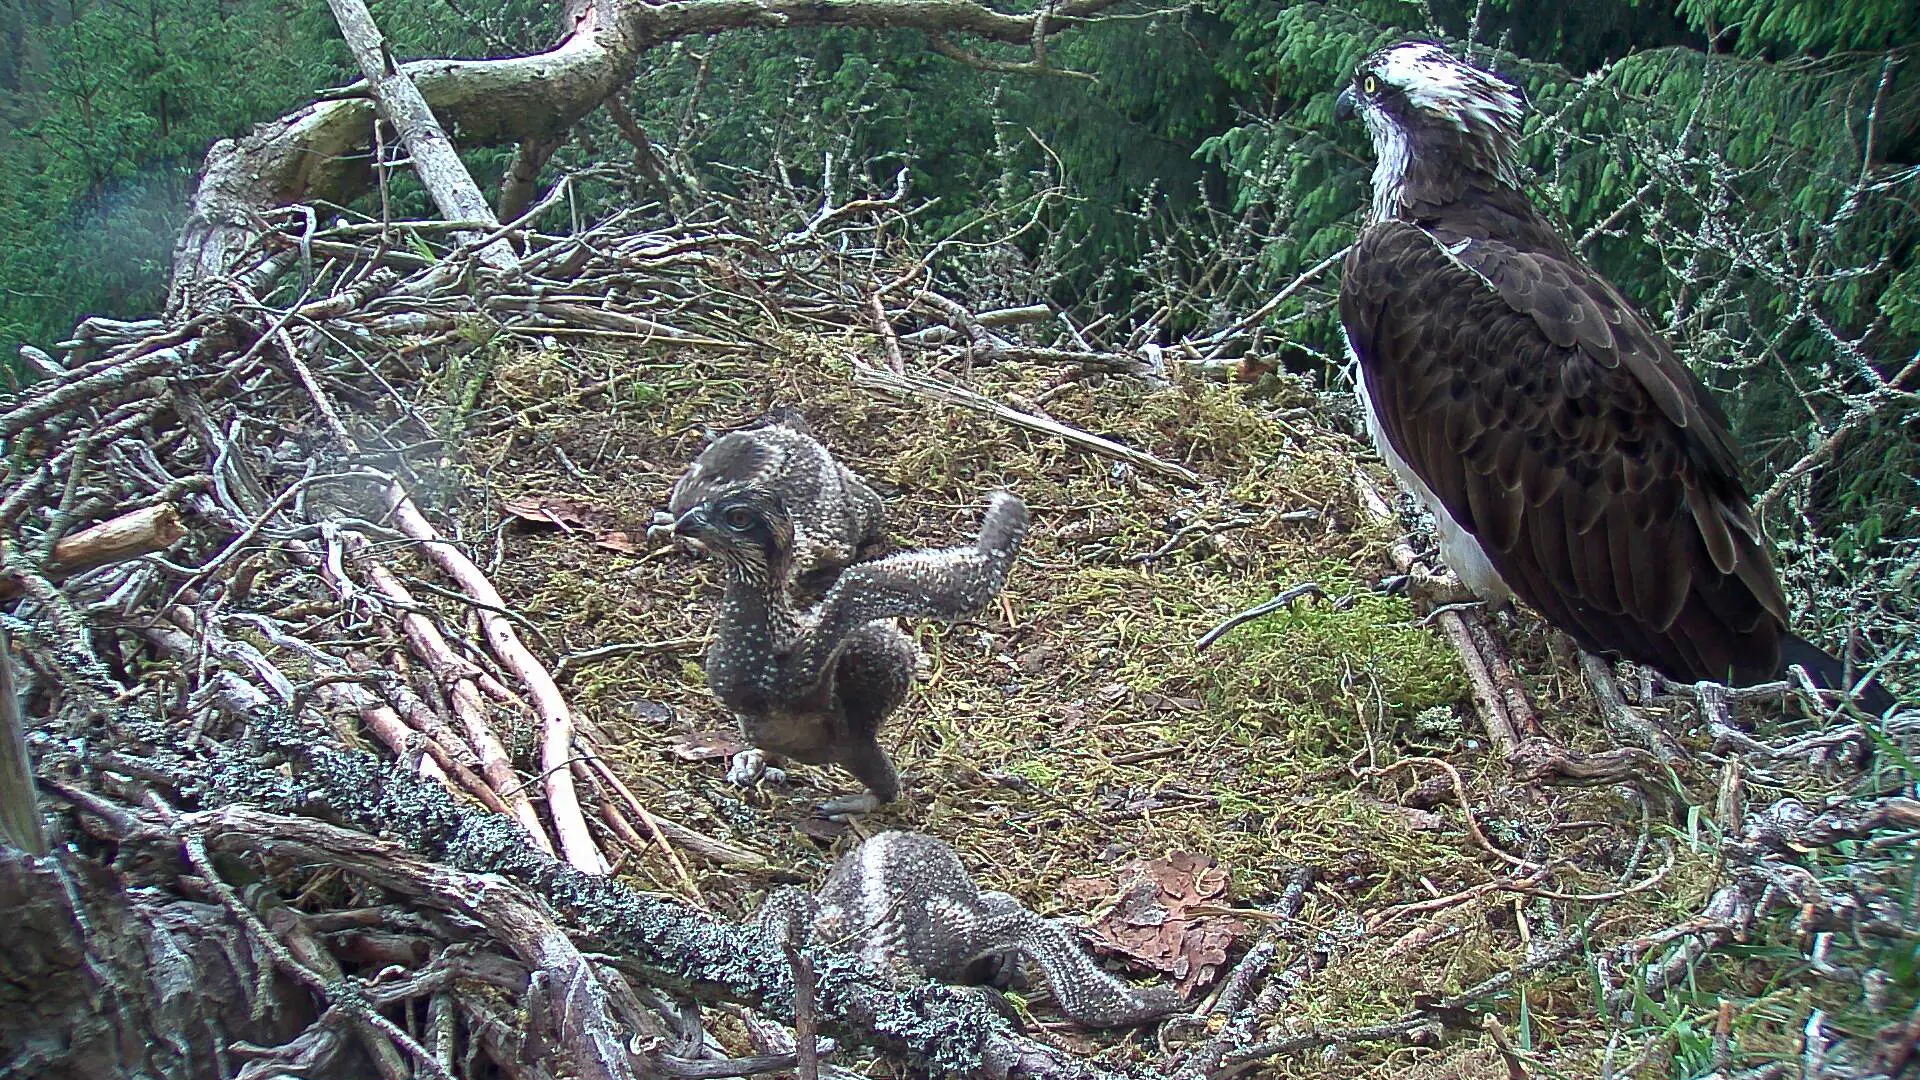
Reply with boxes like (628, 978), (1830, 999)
(2, 169), (1916, 1080)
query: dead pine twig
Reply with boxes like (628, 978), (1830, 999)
(852, 361), (1203, 486)
(1363, 757), (1542, 873)
(1195, 582), (1325, 651)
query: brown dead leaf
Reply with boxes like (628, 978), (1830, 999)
(500, 495), (640, 554)
(595, 530), (642, 554)
(795, 815), (852, 842)
(1079, 851), (1244, 993)
(667, 730), (746, 761)
(1134, 690), (1204, 713)
(1060, 874), (1115, 907)
(501, 494), (598, 530)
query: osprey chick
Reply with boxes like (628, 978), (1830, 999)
(654, 408), (885, 591)
(676, 489), (1029, 815)
(1337, 41), (1890, 710)
(756, 831), (1184, 1028)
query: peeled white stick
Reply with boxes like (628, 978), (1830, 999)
(382, 486), (605, 875)
(355, 549), (557, 856)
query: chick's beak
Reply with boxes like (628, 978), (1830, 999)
(673, 507), (710, 540)
(1334, 86), (1357, 123)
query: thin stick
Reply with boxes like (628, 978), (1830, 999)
(869, 288), (907, 374)
(1365, 757), (1542, 872)
(352, 541), (557, 855)
(1354, 466), (1523, 756)
(579, 748), (766, 868)
(383, 490), (605, 874)
(570, 756), (706, 907)
(853, 362), (1203, 485)
(782, 929), (822, 1080)
(1195, 583), (1324, 652)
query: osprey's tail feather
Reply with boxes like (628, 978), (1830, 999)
(1778, 634), (1897, 716)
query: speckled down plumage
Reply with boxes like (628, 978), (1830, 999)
(676, 489), (1031, 805)
(664, 413), (884, 584)
(758, 832), (1184, 1028)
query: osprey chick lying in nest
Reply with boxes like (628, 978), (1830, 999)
(757, 831), (1185, 1028)
(675, 489), (1029, 817)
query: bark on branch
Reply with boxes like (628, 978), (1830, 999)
(324, 0), (516, 268)
(168, 0), (1129, 308)
(0, 504), (186, 601)
(181, 681), (1140, 1080)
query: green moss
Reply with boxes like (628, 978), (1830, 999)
(1199, 571), (1464, 757)
(382, 325), (1736, 1078)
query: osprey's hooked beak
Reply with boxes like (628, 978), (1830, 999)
(1333, 86), (1358, 124)
(673, 506), (713, 541)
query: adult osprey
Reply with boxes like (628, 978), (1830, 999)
(1336, 40), (1890, 710)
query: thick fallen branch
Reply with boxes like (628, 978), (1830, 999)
(177, 674), (1143, 1080)
(325, 0), (516, 268)
(194, 806), (635, 1080)
(169, 0), (1132, 303)
(0, 503), (185, 597)
(0, 628), (43, 854)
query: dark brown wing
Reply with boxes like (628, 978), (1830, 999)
(1340, 218), (1790, 684)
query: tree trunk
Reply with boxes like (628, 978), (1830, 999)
(0, 631), (44, 856)
(0, 849), (319, 1078)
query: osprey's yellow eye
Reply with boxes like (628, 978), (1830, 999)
(1363, 76), (1378, 96)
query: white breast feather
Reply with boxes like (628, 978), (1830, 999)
(1346, 331), (1512, 607)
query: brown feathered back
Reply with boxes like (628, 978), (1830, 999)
(1332, 41), (1898, 707)
(1343, 193), (1791, 684)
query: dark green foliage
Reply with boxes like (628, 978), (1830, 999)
(0, 0), (551, 355)
(1679, 0), (1920, 55)
(0, 0), (315, 348)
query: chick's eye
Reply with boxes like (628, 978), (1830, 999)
(1363, 76), (1378, 96)
(724, 507), (754, 529)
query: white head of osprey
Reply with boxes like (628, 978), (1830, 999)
(1336, 40), (1528, 221)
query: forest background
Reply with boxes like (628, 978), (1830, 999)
(0, 0), (1916, 662)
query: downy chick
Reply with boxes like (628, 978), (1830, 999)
(675, 489), (1027, 817)
(756, 831), (1185, 1028)
(653, 410), (884, 593)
